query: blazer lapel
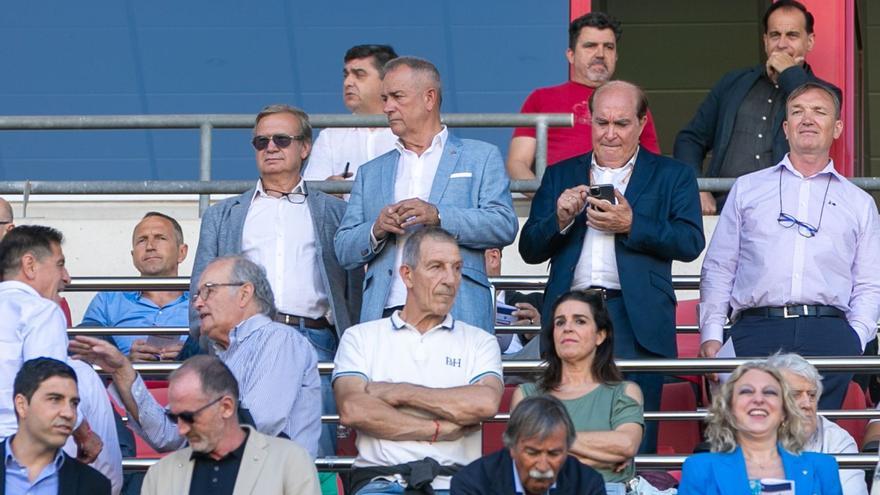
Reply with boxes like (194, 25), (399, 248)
(428, 134), (462, 204)
(713, 448), (751, 495)
(58, 453), (79, 495)
(381, 150), (399, 207)
(0, 441), (5, 495)
(624, 148), (657, 207)
(232, 428), (267, 495)
(779, 447), (813, 494)
(229, 188), (254, 253)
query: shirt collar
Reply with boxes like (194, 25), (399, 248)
(252, 178), (307, 201)
(0, 280), (43, 299)
(511, 457), (556, 494)
(591, 146), (639, 172)
(127, 291), (189, 307)
(190, 428), (250, 461)
(4, 436), (65, 470)
(215, 313), (272, 352)
(778, 153), (842, 181)
(394, 126), (448, 155)
(389, 310), (455, 332)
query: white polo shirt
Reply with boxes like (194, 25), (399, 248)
(333, 311), (502, 490)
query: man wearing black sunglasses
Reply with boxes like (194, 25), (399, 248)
(189, 104), (363, 459)
(140, 355), (320, 495)
(700, 82), (880, 410)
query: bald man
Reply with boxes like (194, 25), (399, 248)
(0, 198), (14, 240)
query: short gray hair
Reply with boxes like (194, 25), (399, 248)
(212, 255), (276, 317)
(766, 352), (824, 397)
(503, 395), (576, 449)
(401, 227), (457, 269)
(786, 82), (841, 119)
(383, 56), (443, 106)
(170, 355), (240, 403)
(254, 104), (313, 145)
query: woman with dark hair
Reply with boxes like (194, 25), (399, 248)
(510, 290), (643, 486)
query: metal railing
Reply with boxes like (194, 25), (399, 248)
(0, 112), (573, 214)
(119, 453), (880, 472)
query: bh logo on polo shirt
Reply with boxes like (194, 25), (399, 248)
(445, 357), (462, 368)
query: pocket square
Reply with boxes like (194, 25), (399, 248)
(450, 172), (472, 178)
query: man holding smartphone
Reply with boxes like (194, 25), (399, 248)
(519, 80), (704, 453)
(79, 212), (190, 361)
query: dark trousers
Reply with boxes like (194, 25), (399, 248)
(606, 297), (662, 454)
(730, 315), (862, 409)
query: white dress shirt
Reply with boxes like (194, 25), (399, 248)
(571, 150), (638, 291)
(303, 126), (397, 182)
(0, 281), (69, 438)
(64, 359), (123, 495)
(242, 179), (329, 319)
(804, 416), (868, 495)
(383, 127), (449, 309)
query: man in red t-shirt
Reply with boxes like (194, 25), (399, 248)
(507, 12), (660, 183)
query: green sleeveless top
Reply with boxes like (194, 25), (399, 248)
(519, 381), (644, 483)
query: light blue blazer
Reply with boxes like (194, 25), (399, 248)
(334, 133), (518, 333)
(679, 445), (842, 495)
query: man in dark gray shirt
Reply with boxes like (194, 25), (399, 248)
(673, 0), (840, 214)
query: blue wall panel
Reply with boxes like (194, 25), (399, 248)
(0, 0), (567, 181)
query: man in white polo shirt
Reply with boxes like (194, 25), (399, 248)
(333, 227), (503, 495)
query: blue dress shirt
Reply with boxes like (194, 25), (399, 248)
(79, 291), (189, 354)
(4, 436), (65, 495)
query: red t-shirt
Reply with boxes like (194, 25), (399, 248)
(512, 81), (661, 165)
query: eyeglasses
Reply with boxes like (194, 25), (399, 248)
(191, 282), (245, 302)
(251, 134), (305, 151)
(164, 396), (224, 424)
(776, 167), (831, 238)
(264, 188), (307, 204)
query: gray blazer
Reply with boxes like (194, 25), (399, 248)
(334, 133), (517, 332)
(190, 182), (363, 341)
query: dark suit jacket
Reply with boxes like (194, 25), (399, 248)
(0, 440), (110, 495)
(673, 63), (842, 178)
(189, 182), (363, 342)
(518, 149), (704, 358)
(450, 448), (606, 495)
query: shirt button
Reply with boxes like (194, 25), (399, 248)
(768, 98), (772, 103)
(758, 134), (763, 139)
(755, 155), (761, 160)
(212, 478), (218, 483)
(214, 466), (220, 471)
(762, 116), (767, 121)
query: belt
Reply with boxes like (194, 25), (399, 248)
(586, 286), (622, 299)
(274, 312), (333, 330)
(741, 305), (845, 319)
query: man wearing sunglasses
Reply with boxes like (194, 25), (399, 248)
(139, 355), (320, 495)
(700, 82), (880, 409)
(71, 256), (321, 459)
(189, 104), (363, 458)
(335, 56), (518, 335)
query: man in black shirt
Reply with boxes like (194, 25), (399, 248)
(140, 356), (319, 495)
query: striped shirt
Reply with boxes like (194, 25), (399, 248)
(113, 314), (321, 458)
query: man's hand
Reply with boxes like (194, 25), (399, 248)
(326, 172), (353, 181)
(372, 205), (406, 241)
(70, 336), (137, 384)
(699, 191), (717, 215)
(699, 340), (723, 382)
(72, 420), (103, 464)
(396, 198), (440, 229)
(766, 52), (805, 81)
(586, 189), (632, 234)
(436, 420), (480, 442)
(556, 186), (589, 231)
(128, 340), (162, 362)
(512, 302), (540, 327)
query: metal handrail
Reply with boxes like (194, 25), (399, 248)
(120, 453), (880, 472)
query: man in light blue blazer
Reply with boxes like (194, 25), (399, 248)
(190, 104), (363, 458)
(335, 56), (517, 334)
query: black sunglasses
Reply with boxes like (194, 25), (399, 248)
(164, 396), (224, 424)
(251, 134), (304, 151)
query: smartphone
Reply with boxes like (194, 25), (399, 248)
(589, 184), (616, 205)
(145, 335), (182, 349)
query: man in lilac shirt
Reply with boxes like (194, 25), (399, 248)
(699, 82), (880, 408)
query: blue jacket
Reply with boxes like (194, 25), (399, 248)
(334, 133), (518, 333)
(673, 63), (842, 178)
(518, 149), (704, 358)
(679, 445), (842, 495)
(450, 448), (606, 495)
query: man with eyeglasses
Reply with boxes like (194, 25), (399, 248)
(699, 82), (880, 410)
(190, 104), (363, 458)
(0, 197), (14, 239)
(767, 353), (868, 494)
(137, 355), (319, 495)
(71, 255), (322, 458)
(303, 44), (398, 189)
